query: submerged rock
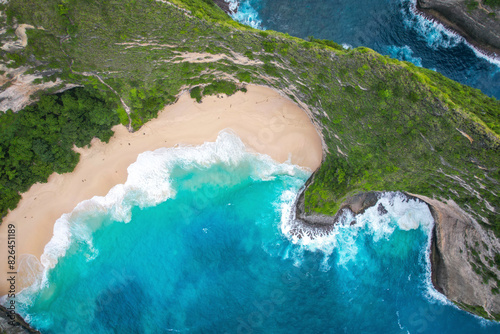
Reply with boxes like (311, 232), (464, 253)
(377, 203), (388, 215)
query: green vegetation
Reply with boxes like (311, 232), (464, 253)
(304, 58), (499, 235)
(190, 80), (243, 102)
(202, 80), (242, 97)
(308, 36), (344, 51)
(190, 86), (203, 103)
(1, 0), (497, 228)
(466, 0), (480, 11)
(469, 247), (500, 287)
(0, 88), (119, 217)
(455, 302), (500, 321)
(0, 2), (499, 315)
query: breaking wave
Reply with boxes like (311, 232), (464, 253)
(402, 0), (500, 67)
(26, 130), (309, 296)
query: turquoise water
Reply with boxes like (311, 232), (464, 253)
(14, 132), (500, 333)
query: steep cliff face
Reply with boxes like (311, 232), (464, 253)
(213, 0), (236, 15)
(410, 194), (500, 321)
(416, 0), (500, 56)
(0, 305), (41, 333)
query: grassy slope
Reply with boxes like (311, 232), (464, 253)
(1, 0), (499, 314)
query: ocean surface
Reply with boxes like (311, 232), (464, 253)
(15, 132), (500, 333)
(227, 0), (500, 99)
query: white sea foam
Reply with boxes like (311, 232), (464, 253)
(228, 0), (264, 29)
(403, 0), (500, 67)
(401, 0), (462, 49)
(224, 0), (238, 12)
(421, 224), (451, 306)
(280, 191), (452, 304)
(32, 130), (307, 292)
(282, 192), (434, 255)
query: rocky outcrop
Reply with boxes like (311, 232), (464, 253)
(213, 0), (237, 15)
(0, 305), (40, 333)
(416, 0), (500, 57)
(292, 177), (500, 320)
(0, 22), (80, 112)
(290, 174), (382, 238)
(409, 194), (500, 321)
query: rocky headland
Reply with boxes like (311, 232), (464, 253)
(213, 0), (500, 57)
(0, 305), (40, 334)
(1, 0), (499, 328)
(213, 0), (237, 15)
(416, 0), (500, 57)
(411, 193), (500, 320)
(293, 184), (500, 321)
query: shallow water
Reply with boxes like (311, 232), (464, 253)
(228, 0), (500, 99)
(15, 132), (500, 333)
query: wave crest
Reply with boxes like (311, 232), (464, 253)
(279, 191), (448, 301)
(32, 130), (308, 292)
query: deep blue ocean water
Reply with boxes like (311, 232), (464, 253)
(14, 132), (500, 333)
(228, 0), (500, 99)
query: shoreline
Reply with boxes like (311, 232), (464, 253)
(415, 0), (500, 59)
(0, 84), (323, 296)
(291, 180), (500, 320)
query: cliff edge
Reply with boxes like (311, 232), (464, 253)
(416, 0), (500, 57)
(213, 0), (237, 15)
(0, 305), (40, 333)
(295, 186), (500, 321)
(410, 193), (500, 321)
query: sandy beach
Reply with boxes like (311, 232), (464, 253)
(0, 84), (323, 296)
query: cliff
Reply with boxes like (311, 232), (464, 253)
(212, 0), (236, 15)
(0, 305), (41, 333)
(411, 194), (500, 321)
(416, 0), (500, 57)
(295, 185), (500, 321)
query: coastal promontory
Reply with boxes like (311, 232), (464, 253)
(0, 0), (499, 325)
(416, 0), (500, 56)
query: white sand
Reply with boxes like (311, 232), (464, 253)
(0, 84), (323, 295)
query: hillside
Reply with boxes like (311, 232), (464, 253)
(0, 0), (499, 321)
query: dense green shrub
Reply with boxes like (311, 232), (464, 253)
(203, 80), (239, 96)
(0, 87), (119, 217)
(190, 86), (203, 102)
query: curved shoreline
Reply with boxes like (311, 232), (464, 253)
(0, 84), (323, 296)
(293, 182), (500, 321)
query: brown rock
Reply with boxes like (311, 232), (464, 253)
(0, 305), (41, 333)
(416, 0), (500, 57)
(408, 193), (500, 320)
(212, 0), (237, 15)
